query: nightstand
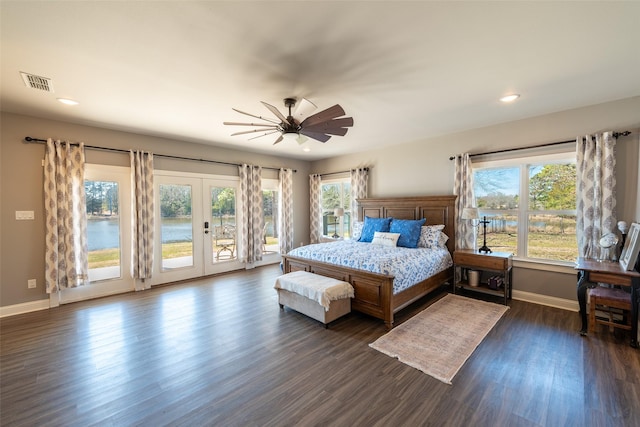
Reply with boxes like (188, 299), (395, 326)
(453, 249), (513, 305)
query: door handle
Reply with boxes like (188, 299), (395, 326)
(204, 221), (209, 234)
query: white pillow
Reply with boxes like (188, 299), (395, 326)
(371, 231), (401, 247)
(417, 224), (446, 248)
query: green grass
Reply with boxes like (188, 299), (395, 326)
(88, 248), (120, 268)
(88, 238), (281, 269)
(485, 231), (577, 261)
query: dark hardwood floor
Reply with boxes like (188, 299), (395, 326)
(1, 264), (639, 426)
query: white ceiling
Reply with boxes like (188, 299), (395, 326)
(2, 1), (639, 160)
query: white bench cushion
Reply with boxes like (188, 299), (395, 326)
(274, 271), (354, 311)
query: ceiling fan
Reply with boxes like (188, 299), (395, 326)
(223, 97), (354, 145)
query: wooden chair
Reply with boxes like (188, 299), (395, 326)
(588, 286), (632, 334)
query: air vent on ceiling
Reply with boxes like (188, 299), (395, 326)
(20, 72), (54, 93)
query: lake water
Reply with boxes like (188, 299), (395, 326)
(87, 218), (193, 250)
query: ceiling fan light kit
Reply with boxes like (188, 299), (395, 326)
(224, 97), (354, 146)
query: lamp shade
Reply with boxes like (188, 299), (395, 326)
(283, 132), (299, 142)
(334, 208), (344, 217)
(461, 207), (479, 220)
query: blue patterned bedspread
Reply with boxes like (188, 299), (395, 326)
(287, 240), (453, 294)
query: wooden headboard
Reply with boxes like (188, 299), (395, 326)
(357, 195), (457, 254)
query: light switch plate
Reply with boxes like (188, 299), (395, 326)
(15, 211), (35, 220)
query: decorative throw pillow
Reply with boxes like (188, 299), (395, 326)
(358, 216), (392, 243)
(438, 232), (450, 248)
(351, 220), (364, 241)
(390, 218), (426, 248)
(371, 231), (401, 247)
(417, 224), (446, 249)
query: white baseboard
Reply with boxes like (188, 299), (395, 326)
(0, 290), (580, 318)
(512, 290), (579, 312)
(0, 299), (50, 318)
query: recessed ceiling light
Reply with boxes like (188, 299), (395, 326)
(499, 94), (520, 103)
(302, 147), (311, 152)
(57, 98), (79, 106)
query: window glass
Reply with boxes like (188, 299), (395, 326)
(85, 180), (121, 280)
(473, 154), (577, 262)
(159, 184), (193, 270)
(474, 166), (519, 255)
(263, 188), (279, 253)
(261, 178), (279, 253)
(210, 185), (236, 261)
(527, 163), (576, 261)
(321, 179), (351, 238)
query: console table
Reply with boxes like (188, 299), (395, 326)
(575, 257), (640, 348)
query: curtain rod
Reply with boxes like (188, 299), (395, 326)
(24, 137), (296, 172)
(448, 131), (631, 161)
(318, 167), (368, 178)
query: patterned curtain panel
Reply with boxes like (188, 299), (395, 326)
(576, 132), (617, 260)
(309, 174), (322, 244)
(130, 150), (154, 286)
(43, 139), (89, 293)
(453, 153), (476, 250)
(350, 168), (368, 221)
(278, 168), (294, 254)
(238, 164), (264, 263)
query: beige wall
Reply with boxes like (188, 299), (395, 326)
(2, 96), (639, 310)
(0, 112), (311, 307)
(311, 96), (640, 302)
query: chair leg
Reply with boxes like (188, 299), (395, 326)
(588, 299), (596, 333)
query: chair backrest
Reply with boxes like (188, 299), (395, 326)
(214, 224), (235, 241)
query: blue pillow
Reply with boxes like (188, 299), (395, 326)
(358, 217), (392, 242)
(390, 218), (426, 248)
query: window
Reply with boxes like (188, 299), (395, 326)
(85, 178), (121, 280)
(473, 152), (577, 262)
(321, 178), (351, 238)
(82, 164), (132, 294)
(262, 179), (279, 253)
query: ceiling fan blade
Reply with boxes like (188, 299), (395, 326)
(299, 129), (332, 143)
(231, 108), (281, 125)
(293, 98), (317, 122)
(224, 121), (279, 127)
(261, 101), (291, 126)
(318, 127), (349, 136)
(302, 117), (354, 132)
(300, 104), (346, 128)
(248, 130), (280, 140)
(272, 135), (284, 145)
(231, 128), (279, 136)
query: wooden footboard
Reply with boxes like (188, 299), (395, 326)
(282, 255), (453, 329)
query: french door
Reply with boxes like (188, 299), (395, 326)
(151, 172), (242, 285)
(57, 164), (134, 304)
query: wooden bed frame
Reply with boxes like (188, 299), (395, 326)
(282, 195), (457, 329)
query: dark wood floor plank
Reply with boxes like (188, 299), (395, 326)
(2, 264), (639, 426)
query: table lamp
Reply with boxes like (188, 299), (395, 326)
(333, 208), (344, 238)
(461, 208), (491, 253)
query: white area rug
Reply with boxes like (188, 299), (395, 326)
(369, 294), (509, 384)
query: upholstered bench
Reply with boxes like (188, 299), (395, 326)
(274, 271), (354, 327)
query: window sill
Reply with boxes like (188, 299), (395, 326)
(512, 257), (575, 275)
